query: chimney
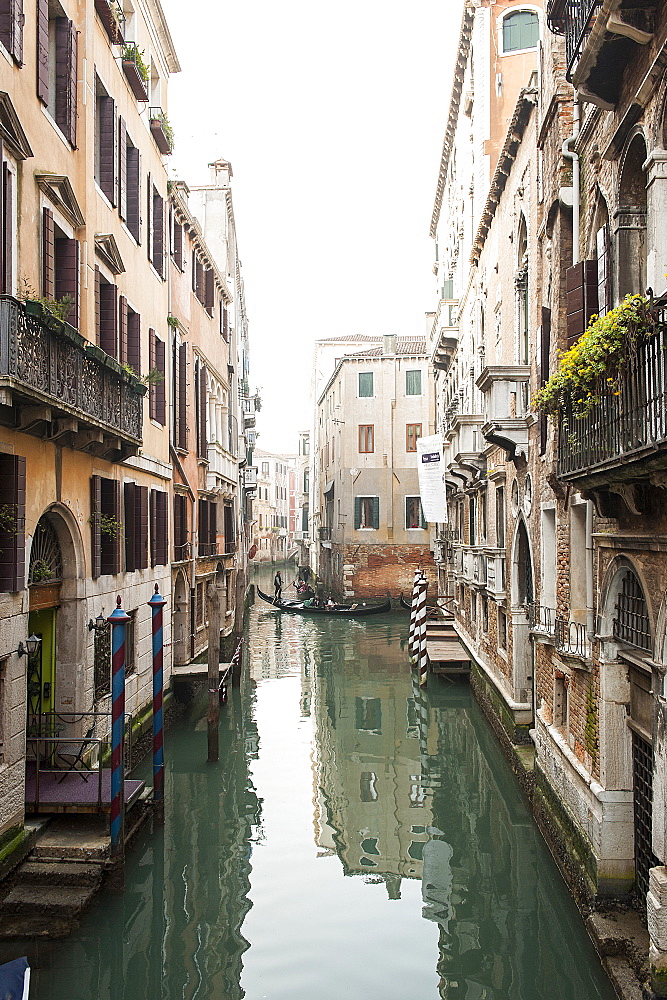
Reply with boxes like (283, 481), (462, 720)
(383, 334), (396, 355)
(208, 158), (233, 187)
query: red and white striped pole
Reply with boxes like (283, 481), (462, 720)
(148, 584), (167, 822)
(107, 595), (130, 859)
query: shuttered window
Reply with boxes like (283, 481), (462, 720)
(354, 496), (379, 530)
(0, 0), (23, 64)
(195, 359), (207, 458)
(539, 307), (551, 455)
(117, 116), (126, 220)
(54, 233), (79, 329)
(36, 0), (48, 104)
(42, 207), (55, 299)
(149, 329), (165, 424)
(597, 224), (612, 317)
(406, 369), (422, 395)
(502, 10), (539, 52)
(198, 498), (217, 555)
(95, 87), (115, 204)
(97, 270), (117, 357)
(151, 187), (164, 277)
(0, 453), (25, 592)
(204, 268), (214, 315)
(172, 217), (183, 269)
(358, 372), (373, 397)
(173, 340), (187, 450)
(406, 423), (421, 452)
(150, 489), (168, 567)
(124, 482), (148, 572)
(127, 307), (140, 375)
(1, 153), (14, 295)
(91, 475), (121, 578)
(54, 16), (77, 146)
(221, 302), (229, 341)
(173, 493), (188, 560)
(126, 143), (140, 241)
(223, 502), (235, 553)
(565, 260), (598, 347)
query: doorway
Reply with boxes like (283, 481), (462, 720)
(26, 607), (56, 733)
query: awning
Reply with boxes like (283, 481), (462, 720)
(324, 480), (335, 496)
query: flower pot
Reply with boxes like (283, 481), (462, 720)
(122, 59), (149, 101)
(150, 119), (172, 155)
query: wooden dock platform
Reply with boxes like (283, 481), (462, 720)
(425, 618), (470, 676)
(170, 662), (232, 682)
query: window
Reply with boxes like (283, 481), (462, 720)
(194, 359), (207, 458)
(358, 424), (374, 453)
(149, 184), (164, 277)
(405, 496), (426, 530)
(149, 329), (166, 424)
(223, 502), (235, 554)
(204, 268), (215, 316)
(150, 489), (168, 567)
(303, 470), (309, 493)
(94, 78), (115, 203)
(496, 486), (505, 548)
(261, 461), (269, 475)
(90, 476), (121, 578)
(44, 209), (80, 329)
(406, 423), (422, 452)
(220, 300), (229, 341)
(481, 596), (488, 633)
(498, 607), (507, 650)
(502, 10), (539, 52)
(356, 697), (382, 733)
(195, 580), (206, 628)
(118, 297), (140, 374)
(0, 453), (25, 592)
(0, 0), (24, 64)
(125, 610), (136, 675)
(125, 136), (140, 242)
(95, 266), (117, 356)
(360, 772), (378, 802)
(469, 495), (477, 545)
(123, 482), (148, 572)
(354, 496), (379, 530)
(358, 371), (374, 397)
(173, 493), (188, 560)
(406, 369), (422, 395)
(37, 0), (77, 145)
(198, 498), (217, 555)
(554, 671), (568, 729)
(173, 339), (187, 450)
(171, 212), (184, 269)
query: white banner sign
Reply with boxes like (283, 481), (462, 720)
(417, 434), (447, 523)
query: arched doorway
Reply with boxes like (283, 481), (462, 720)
(510, 519), (534, 711)
(173, 570), (189, 666)
(616, 132), (648, 299)
(26, 507), (84, 735)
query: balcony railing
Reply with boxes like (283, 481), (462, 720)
(198, 541), (218, 557)
(555, 617), (590, 658)
(528, 603), (555, 633)
(558, 314), (667, 479)
(319, 526), (332, 541)
(224, 540), (236, 555)
(0, 296), (143, 454)
(547, 0), (603, 78)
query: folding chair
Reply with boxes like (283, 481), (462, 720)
(56, 725), (96, 782)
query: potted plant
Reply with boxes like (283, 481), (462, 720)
(95, 0), (125, 43)
(121, 43), (149, 101)
(149, 108), (174, 154)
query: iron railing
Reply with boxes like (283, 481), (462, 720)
(555, 617), (590, 657)
(613, 572), (652, 651)
(528, 603), (555, 633)
(0, 296), (143, 444)
(319, 526), (332, 541)
(198, 541), (218, 556)
(558, 314), (667, 478)
(547, 0), (603, 77)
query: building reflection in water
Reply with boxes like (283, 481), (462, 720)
(310, 623), (611, 999)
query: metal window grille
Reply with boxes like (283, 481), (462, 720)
(613, 572), (651, 651)
(632, 731), (659, 903)
(93, 623), (111, 701)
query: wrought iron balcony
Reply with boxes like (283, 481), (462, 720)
(557, 310), (667, 484)
(0, 296), (143, 460)
(319, 526), (332, 541)
(555, 617), (590, 659)
(547, 0), (602, 75)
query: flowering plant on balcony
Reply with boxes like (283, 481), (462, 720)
(532, 294), (651, 418)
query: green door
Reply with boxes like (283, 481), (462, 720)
(26, 608), (56, 730)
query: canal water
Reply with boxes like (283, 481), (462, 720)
(23, 565), (614, 999)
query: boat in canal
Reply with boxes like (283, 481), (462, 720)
(256, 587), (391, 616)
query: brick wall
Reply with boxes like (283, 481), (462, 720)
(339, 543), (436, 598)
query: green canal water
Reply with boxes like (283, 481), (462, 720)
(23, 566), (614, 999)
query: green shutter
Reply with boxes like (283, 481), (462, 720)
(372, 496), (379, 530)
(354, 496), (362, 529)
(358, 372), (373, 397)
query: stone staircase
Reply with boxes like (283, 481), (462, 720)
(0, 859), (104, 938)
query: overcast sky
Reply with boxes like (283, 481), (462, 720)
(160, 0), (462, 454)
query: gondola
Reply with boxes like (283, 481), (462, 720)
(399, 594), (452, 618)
(257, 588), (391, 616)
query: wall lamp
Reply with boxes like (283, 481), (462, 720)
(88, 612), (107, 632)
(16, 635), (41, 657)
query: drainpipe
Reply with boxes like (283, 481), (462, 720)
(562, 98), (581, 265)
(586, 499), (595, 642)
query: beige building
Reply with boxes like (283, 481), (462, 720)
(313, 335), (435, 598)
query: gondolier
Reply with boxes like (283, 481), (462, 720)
(274, 571), (282, 603)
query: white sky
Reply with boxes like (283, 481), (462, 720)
(160, 0), (463, 454)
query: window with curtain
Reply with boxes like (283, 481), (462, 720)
(354, 496), (379, 529)
(358, 371), (374, 397)
(406, 423), (422, 452)
(358, 424), (374, 453)
(405, 496), (427, 529)
(406, 369), (422, 395)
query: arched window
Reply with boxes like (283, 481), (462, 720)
(617, 133), (648, 300)
(613, 569), (651, 651)
(502, 10), (539, 52)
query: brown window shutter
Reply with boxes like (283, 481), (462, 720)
(191, 248), (196, 291)
(196, 258), (203, 302)
(94, 265), (101, 339)
(198, 498), (208, 555)
(539, 306), (551, 456)
(42, 207), (54, 299)
(146, 172), (152, 263)
(157, 491), (168, 565)
(0, 140), (5, 293)
(566, 260), (598, 347)
(2, 162), (11, 296)
(198, 362), (207, 457)
(98, 95), (115, 204)
(127, 309), (140, 375)
(178, 342), (187, 449)
(148, 327), (156, 420)
(118, 295), (128, 364)
(99, 280), (117, 357)
(149, 488), (156, 566)
(597, 224), (612, 317)
(152, 191), (164, 277)
(155, 335), (166, 424)
(55, 18), (76, 145)
(204, 269), (214, 314)
(55, 236), (79, 329)
(126, 145), (140, 241)
(124, 481), (136, 572)
(90, 475), (101, 579)
(173, 219), (182, 267)
(136, 485), (148, 569)
(12, 0), (22, 65)
(221, 302), (229, 341)
(36, 0), (48, 103)
(209, 500), (217, 548)
(118, 115), (127, 220)
(0, 453), (25, 592)
(99, 478), (121, 576)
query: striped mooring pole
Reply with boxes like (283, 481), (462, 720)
(148, 584), (167, 821)
(108, 595), (130, 859)
(416, 575), (429, 687)
(409, 568), (424, 663)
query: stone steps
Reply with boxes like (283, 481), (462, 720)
(0, 852), (105, 937)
